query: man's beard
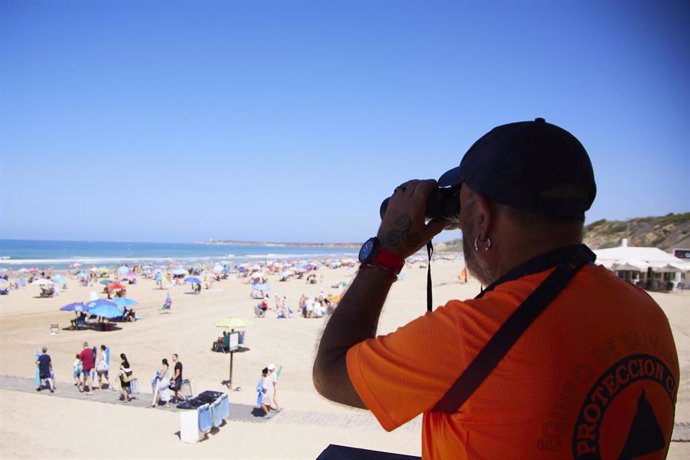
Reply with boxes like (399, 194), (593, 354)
(462, 235), (496, 286)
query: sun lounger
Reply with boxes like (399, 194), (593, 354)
(180, 379), (194, 400)
(129, 378), (139, 397)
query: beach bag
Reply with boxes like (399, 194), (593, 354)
(121, 372), (133, 383)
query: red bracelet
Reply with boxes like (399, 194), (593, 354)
(359, 263), (398, 281)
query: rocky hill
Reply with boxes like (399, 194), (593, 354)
(435, 212), (690, 252)
(583, 213), (690, 251)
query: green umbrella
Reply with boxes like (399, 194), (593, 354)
(99, 279), (114, 285)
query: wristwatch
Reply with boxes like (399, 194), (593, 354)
(358, 237), (405, 276)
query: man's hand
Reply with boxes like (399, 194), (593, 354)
(378, 179), (450, 258)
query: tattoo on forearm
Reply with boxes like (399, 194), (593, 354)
(383, 215), (421, 249)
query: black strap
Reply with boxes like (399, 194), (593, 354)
(431, 246), (594, 413)
(426, 241), (434, 312)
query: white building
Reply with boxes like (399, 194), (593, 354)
(594, 239), (690, 291)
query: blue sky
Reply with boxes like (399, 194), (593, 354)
(1, 0), (688, 243)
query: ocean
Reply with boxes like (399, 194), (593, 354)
(0, 239), (358, 269)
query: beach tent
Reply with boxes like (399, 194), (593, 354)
(594, 241), (688, 289)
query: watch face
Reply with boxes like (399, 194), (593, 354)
(358, 238), (377, 263)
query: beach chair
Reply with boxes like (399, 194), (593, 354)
(129, 378), (139, 398)
(180, 378), (194, 400)
(160, 291), (172, 313)
(49, 323), (59, 335)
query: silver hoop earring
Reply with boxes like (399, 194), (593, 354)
(474, 235), (491, 251)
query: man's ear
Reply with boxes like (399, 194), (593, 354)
(474, 192), (493, 239)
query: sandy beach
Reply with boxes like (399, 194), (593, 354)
(0, 259), (688, 459)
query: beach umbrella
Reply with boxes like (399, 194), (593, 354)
(253, 283), (270, 292)
(107, 282), (125, 291)
(117, 266), (130, 275)
(184, 277), (202, 284)
(31, 279), (54, 286)
(88, 303), (124, 319)
(99, 279), (114, 285)
(0, 279), (8, 286)
(215, 317), (253, 329)
(212, 264), (224, 273)
(53, 275), (65, 284)
(86, 298), (117, 309)
(172, 268), (188, 276)
(76, 271), (88, 278)
(112, 297), (138, 308)
(59, 301), (90, 312)
(70, 263), (81, 268)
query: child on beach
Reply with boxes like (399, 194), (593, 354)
(72, 354), (82, 388)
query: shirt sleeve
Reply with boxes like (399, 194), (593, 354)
(346, 301), (471, 431)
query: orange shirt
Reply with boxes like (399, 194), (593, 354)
(347, 264), (679, 459)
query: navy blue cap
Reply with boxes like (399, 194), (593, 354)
(438, 118), (596, 218)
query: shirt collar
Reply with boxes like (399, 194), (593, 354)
(475, 244), (596, 299)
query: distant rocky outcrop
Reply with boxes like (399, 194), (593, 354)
(583, 213), (690, 251)
(434, 212), (690, 252)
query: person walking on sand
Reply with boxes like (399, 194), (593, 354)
(96, 344), (111, 389)
(72, 354), (82, 388)
(267, 363), (280, 411)
(256, 367), (272, 417)
(170, 353), (184, 403)
(119, 353), (134, 402)
(36, 346), (55, 392)
(79, 341), (94, 394)
(151, 358), (171, 407)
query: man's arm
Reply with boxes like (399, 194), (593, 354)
(313, 179), (448, 408)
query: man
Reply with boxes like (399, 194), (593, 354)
(313, 119), (679, 459)
(171, 353), (183, 402)
(36, 346), (54, 393)
(80, 341), (94, 394)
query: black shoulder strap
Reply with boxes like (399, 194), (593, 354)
(431, 246), (594, 413)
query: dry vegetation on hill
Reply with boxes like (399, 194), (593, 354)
(435, 212), (690, 252)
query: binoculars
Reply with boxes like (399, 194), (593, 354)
(379, 184), (461, 227)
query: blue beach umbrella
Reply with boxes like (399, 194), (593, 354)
(88, 301), (124, 319)
(117, 266), (130, 275)
(184, 277), (202, 284)
(60, 301), (90, 312)
(112, 297), (138, 308)
(53, 275), (65, 284)
(85, 298), (118, 309)
(253, 283), (270, 292)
